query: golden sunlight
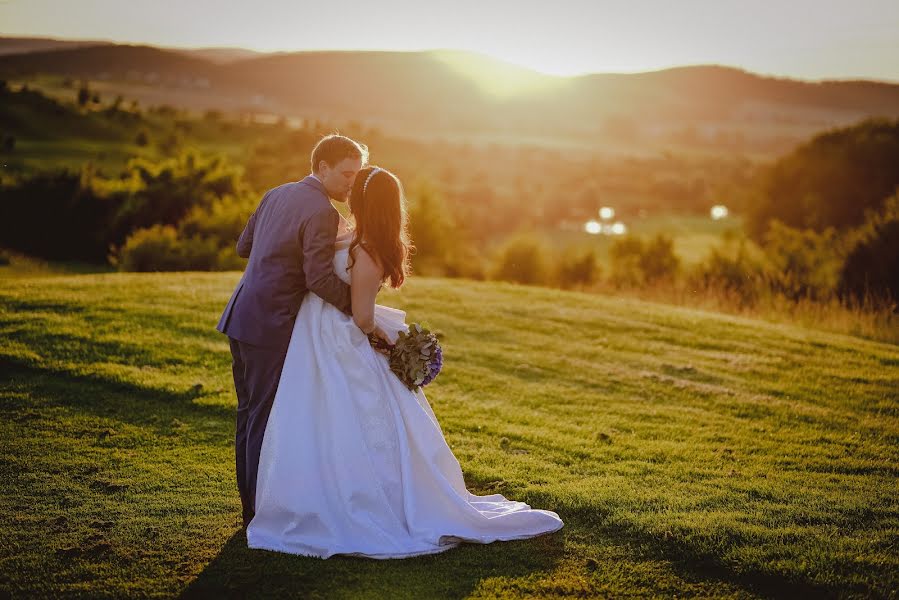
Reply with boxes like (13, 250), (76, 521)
(1, 0), (898, 81)
(431, 51), (562, 98)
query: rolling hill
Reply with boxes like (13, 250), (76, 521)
(0, 36), (113, 56)
(2, 39), (898, 152)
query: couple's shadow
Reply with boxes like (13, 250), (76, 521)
(180, 527), (564, 599)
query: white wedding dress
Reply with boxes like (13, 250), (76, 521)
(246, 238), (563, 559)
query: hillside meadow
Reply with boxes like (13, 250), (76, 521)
(1, 270), (897, 598)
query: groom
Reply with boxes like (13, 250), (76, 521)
(216, 134), (367, 527)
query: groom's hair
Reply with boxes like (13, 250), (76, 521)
(311, 134), (369, 174)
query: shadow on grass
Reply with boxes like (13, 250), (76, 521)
(0, 356), (232, 435)
(559, 509), (847, 600)
(180, 514), (848, 600)
(180, 528), (565, 599)
(0, 358), (857, 598)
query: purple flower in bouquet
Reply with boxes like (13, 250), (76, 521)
(421, 343), (443, 387)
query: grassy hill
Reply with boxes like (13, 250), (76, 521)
(0, 83), (269, 175)
(0, 272), (897, 598)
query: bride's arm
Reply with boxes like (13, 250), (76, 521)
(349, 247), (384, 335)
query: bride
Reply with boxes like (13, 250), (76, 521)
(247, 166), (563, 559)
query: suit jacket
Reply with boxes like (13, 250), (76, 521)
(216, 175), (352, 350)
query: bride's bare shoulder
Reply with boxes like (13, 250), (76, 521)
(350, 243), (384, 278)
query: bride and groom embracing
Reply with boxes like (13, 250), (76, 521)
(216, 134), (563, 559)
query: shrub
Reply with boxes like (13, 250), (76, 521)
(763, 220), (843, 301)
(178, 196), (254, 242)
(689, 241), (769, 307)
(115, 225), (184, 271)
(493, 234), (550, 285)
(114, 225), (239, 272)
(177, 235), (222, 271)
(556, 247), (599, 289)
(640, 234), (680, 283)
(0, 168), (123, 261)
(214, 246), (247, 271)
(609, 237), (645, 287)
(609, 234), (679, 287)
(407, 185), (453, 275)
(112, 151), (244, 238)
(406, 182), (486, 279)
(839, 192), (899, 303)
(114, 193), (256, 272)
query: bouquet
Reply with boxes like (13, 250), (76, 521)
(369, 323), (443, 391)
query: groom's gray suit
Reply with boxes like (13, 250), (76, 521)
(216, 175), (352, 526)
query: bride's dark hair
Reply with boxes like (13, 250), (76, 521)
(347, 166), (413, 288)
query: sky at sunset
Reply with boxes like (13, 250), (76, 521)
(2, 0), (898, 81)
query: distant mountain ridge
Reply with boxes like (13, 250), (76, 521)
(0, 37), (261, 63)
(0, 37), (114, 56)
(1, 38), (897, 152)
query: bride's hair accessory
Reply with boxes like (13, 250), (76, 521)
(362, 167), (382, 196)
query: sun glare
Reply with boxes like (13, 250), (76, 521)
(432, 51), (562, 98)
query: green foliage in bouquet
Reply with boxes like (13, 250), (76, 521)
(387, 324), (443, 391)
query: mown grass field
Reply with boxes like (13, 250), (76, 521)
(1, 272), (897, 599)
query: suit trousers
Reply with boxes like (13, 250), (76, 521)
(229, 337), (288, 527)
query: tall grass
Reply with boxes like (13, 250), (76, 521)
(590, 281), (899, 345)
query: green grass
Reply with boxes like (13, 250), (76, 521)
(0, 250), (113, 279)
(1, 272), (897, 598)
